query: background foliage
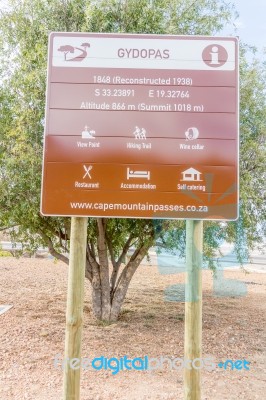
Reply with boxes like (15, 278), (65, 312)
(0, 0), (265, 263)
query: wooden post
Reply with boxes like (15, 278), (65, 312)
(184, 220), (203, 400)
(63, 217), (88, 400)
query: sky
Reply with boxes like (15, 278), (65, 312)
(222, 0), (266, 56)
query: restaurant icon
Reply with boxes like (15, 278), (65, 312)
(83, 165), (93, 179)
(181, 168), (202, 182)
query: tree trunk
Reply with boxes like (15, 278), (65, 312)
(97, 219), (111, 321)
(85, 219), (154, 322)
(91, 274), (102, 320)
(89, 242), (150, 322)
(109, 260), (138, 321)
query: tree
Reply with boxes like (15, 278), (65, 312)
(237, 48), (266, 249)
(0, 0), (265, 322)
(58, 45), (75, 61)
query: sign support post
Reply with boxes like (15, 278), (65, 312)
(41, 32), (238, 398)
(63, 216), (88, 400)
(184, 219), (203, 400)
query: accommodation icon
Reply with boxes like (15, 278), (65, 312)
(181, 168), (202, 182)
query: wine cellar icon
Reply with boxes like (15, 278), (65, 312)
(185, 127), (199, 140)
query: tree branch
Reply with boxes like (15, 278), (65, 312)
(38, 231), (69, 264)
(116, 233), (134, 269)
(86, 243), (100, 274)
(0, 225), (17, 232)
(108, 233), (134, 295)
(89, 239), (96, 259)
(110, 241), (153, 319)
(113, 240), (151, 298)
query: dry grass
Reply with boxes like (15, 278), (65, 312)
(0, 257), (265, 400)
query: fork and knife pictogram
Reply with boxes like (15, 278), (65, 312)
(83, 165), (93, 179)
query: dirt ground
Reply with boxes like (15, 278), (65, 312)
(0, 256), (265, 400)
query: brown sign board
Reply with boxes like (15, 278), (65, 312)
(47, 110), (237, 139)
(41, 33), (239, 220)
(45, 136), (237, 166)
(49, 83), (236, 113)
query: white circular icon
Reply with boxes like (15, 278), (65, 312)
(185, 127), (199, 140)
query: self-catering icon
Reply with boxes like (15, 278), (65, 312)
(181, 168), (202, 182)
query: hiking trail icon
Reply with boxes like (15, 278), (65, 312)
(58, 43), (90, 62)
(133, 126), (147, 140)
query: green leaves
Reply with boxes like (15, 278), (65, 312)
(0, 0), (264, 263)
(84, 0), (236, 35)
